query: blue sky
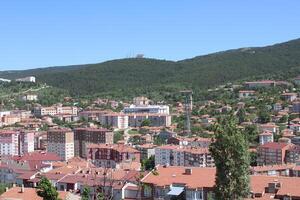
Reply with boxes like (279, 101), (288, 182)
(0, 1), (299, 70)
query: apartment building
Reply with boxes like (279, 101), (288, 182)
(18, 131), (35, 155)
(0, 130), (19, 156)
(155, 145), (214, 167)
(99, 113), (129, 129)
(16, 76), (36, 83)
(124, 97), (169, 115)
(257, 142), (293, 165)
(78, 110), (108, 121)
(168, 137), (212, 148)
(128, 113), (171, 127)
(33, 106), (78, 117)
(74, 127), (113, 158)
(87, 143), (140, 168)
(47, 129), (74, 161)
(124, 104), (170, 115)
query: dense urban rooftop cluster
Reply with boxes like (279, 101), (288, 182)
(2, 76), (300, 199)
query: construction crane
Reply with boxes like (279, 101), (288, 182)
(180, 90), (193, 136)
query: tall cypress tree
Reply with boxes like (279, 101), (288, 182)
(209, 115), (250, 200)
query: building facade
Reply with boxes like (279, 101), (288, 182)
(74, 128), (113, 158)
(47, 129), (74, 161)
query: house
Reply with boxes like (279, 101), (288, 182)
(292, 101), (300, 113)
(0, 186), (75, 200)
(238, 90), (255, 98)
(141, 166), (215, 200)
(21, 93), (38, 101)
(259, 123), (279, 134)
(259, 130), (273, 145)
(244, 80), (276, 88)
(290, 124), (300, 133)
(273, 103), (283, 112)
(281, 93), (297, 102)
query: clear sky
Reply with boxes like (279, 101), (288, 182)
(0, 1), (299, 70)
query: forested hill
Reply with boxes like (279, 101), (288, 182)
(1, 38), (300, 98)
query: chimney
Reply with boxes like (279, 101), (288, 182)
(185, 168), (192, 175)
(21, 184), (25, 193)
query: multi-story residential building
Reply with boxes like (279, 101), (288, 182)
(18, 131), (35, 155)
(100, 112), (171, 128)
(74, 127), (113, 158)
(257, 142), (293, 166)
(128, 113), (171, 127)
(1, 114), (21, 125)
(87, 143), (140, 168)
(15, 76), (36, 83)
(124, 97), (169, 115)
(259, 130), (274, 145)
(136, 144), (156, 161)
(99, 113), (129, 129)
(33, 106), (78, 117)
(78, 110), (108, 121)
(155, 145), (214, 167)
(286, 145), (300, 163)
(0, 130), (19, 156)
(0, 130), (35, 156)
(168, 137), (212, 148)
(47, 129), (74, 161)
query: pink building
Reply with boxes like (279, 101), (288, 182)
(0, 130), (19, 155)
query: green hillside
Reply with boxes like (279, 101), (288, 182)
(1, 38), (300, 100)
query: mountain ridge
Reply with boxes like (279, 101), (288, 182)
(1, 38), (300, 99)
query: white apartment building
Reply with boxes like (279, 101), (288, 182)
(47, 129), (74, 161)
(124, 104), (170, 115)
(34, 106), (78, 117)
(155, 145), (214, 167)
(0, 130), (19, 156)
(16, 76), (36, 83)
(19, 131), (35, 155)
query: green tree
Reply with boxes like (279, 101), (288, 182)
(244, 125), (259, 144)
(81, 186), (90, 200)
(209, 115), (250, 200)
(142, 155), (155, 170)
(37, 177), (61, 200)
(236, 108), (246, 124)
(141, 119), (151, 127)
(257, 105), (271, 123)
